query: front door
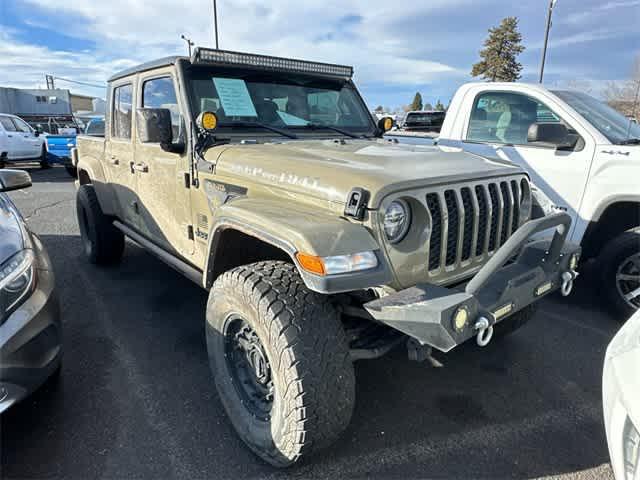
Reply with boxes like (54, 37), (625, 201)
(462, 90), (595, 230)
(134, 72), (194, 257)
(11, 117), (42, 158)
(104, 81), (140, 229)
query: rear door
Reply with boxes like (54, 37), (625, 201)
(0, 116), (23, 159)
(11, 117), (42, 158)
(134, 70), (194, 256)
(104, 81), (140, 229)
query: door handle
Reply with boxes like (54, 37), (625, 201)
(110, 156), (119, 165)
(130, 162), (149, 173)
(7, 134), (12, 138)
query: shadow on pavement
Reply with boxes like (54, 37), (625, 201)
(1, 232), (617, 479)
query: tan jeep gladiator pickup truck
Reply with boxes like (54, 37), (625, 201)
(72, 48), (581, 467)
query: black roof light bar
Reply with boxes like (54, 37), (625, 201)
(191, 48), (354, 79)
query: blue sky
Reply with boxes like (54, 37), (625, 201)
(0, 0), (638, 110)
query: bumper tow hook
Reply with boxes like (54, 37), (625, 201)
(561, 271), (578, 297)
(475, 317), (493, 347)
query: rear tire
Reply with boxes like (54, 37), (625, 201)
(206, 261), (355, 467)
(76, 184), (124, 264)
(493, 304), (537, 338)
(598, 229), (640, 320)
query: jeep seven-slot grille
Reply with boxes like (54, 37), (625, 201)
(426, 178), (527, 272)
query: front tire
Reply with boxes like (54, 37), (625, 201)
(76, 184), (125, 264)
(39, 146), (50, 169)
(599, 229), (640, 320)
(206, 261), (355, 467)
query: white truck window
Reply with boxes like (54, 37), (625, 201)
(0, 117), (17, 132)
(112, 84), (133, 140)
(467, 92), (562, 145)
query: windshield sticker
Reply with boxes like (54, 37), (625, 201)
(212, 78), (257, 117)
(276, 111), (309, 126)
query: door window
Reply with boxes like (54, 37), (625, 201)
(466, 92), (564, 145)
(11, 117), (32, 133)
(112, 84), (133, 140)
(142, 77), (182, 140)
(0, 117), (17, 132)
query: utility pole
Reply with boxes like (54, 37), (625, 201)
(212, 0), (219, 49)
(45, 74), (55, 89)
(181, 35), (195, 56)
(539, 0), (558, 83)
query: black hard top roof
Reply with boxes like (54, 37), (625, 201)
(108, 56), (186, 82)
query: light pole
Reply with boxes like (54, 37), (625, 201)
(539, 0), (558, 83)
(181, 35), (194, 56)
(212, 0), (219, 49)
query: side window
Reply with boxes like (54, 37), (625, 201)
(112, 84), (133, 140)
(12, 118), (32, 133)
(467, 92), (563, 146)
(142, 77), (181, 140)
(0, 117), (18, 132)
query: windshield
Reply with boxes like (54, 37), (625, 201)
(187, 67), (375, 137)
(551, 90), (640, 144)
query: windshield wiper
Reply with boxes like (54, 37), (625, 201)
(229, 121), (298, 139)
(617, 137), (640, 145)
(302, 123), (362, 139)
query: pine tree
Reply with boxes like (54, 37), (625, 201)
(374, 105), (384, 113)
(434, 99), (445, 111)
(410, 92), (423, 111)
(471, 17), (525, 82)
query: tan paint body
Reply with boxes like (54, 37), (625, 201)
(76, 62), (530, 293)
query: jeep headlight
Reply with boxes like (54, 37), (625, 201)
(383, 199), (411, 244)
(0, 250), (36, 323)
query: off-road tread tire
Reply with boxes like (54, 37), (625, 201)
(598, 229), (640, 320)
(493, 304), (537, 338)
(207, 261), (355, 467)
(76, 184), (124, 265)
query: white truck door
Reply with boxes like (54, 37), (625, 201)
(11, 117), (42, 158)
(0, 116), (24, 159)
(460, 90), (595, 228)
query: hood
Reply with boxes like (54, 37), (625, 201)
(0, 194), (25, 265)
(213, 139), (523, 208)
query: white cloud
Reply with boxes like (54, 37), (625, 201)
(562, 0), (640, 25)
(4, 0), (467, 95)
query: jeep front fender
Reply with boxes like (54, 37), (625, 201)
(203, 197), (393, 293)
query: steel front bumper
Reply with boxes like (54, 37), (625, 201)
(0, 239), (61, 413)
(364, 213), (580, 352)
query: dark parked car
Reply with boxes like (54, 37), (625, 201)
(0, 169), (61, 412)
(402, 110), (446, 132)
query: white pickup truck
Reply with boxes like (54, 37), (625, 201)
(418, 82), (639, 319)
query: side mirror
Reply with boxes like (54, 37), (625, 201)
(136, 108), (178, 152)
(33, 126), (42, 137)
(376, 116), (394, 135)
(527, 122), (577, 149)
(0, 169), (32, 193)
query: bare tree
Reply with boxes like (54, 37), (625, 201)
(605, 54), (640, 119)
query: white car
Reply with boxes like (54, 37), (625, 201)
(603, 309), (640, 480)
(0, 113), (48, 168)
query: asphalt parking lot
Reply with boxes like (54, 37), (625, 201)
(1, 166), (620, 479)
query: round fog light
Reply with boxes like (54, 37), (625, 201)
(452, 307), (469, 332)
